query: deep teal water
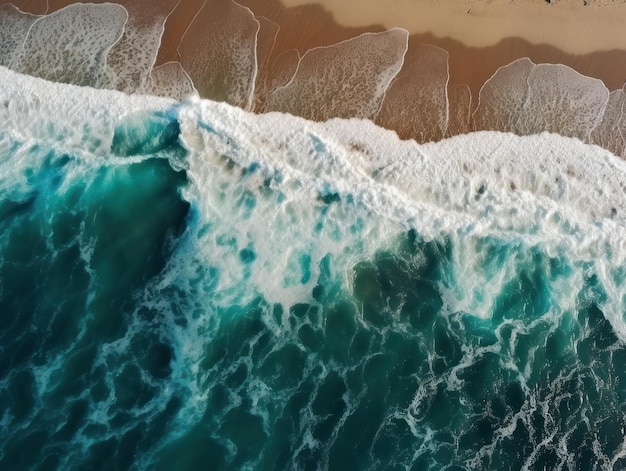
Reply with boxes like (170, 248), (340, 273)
(2, 80), (626, 471)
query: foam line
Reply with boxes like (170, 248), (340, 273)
(178, 0), (260, 109)
(145, 61), (198, 100)
(0, 4), (39, 69)
(590, 89), (625, 157)
(375, 43), (449, 143)
(14, 3), (127, 87)
(266, 29), (409, 121)
(473, 57), (535, 133)
(265, 49), (300, 97)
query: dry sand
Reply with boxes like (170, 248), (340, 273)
(279, 0), (626, 55)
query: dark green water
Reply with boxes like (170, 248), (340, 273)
(2, 79), (626, 471)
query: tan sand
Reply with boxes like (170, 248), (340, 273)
(279, 0), (626, 55)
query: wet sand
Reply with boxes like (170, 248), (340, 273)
(10, 0), (626, 97)
(240, 0), (626, 96)
(7, 0), (626, 143)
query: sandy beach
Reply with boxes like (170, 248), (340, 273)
(279, 0), (626, 55)
(8, 0), (626, 141)
(11, 0), (626, 95)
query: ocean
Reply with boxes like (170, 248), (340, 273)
(2, 2), (626, 471)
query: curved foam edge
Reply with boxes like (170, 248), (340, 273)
(178, 91), (626, 339)
(375, 43), (450, 143)
(104, 0), (182, 93)
(178, 0), (260, 109)
(145, 61), (198, 101)
(14, 3), (128, 87)
(4, 63), (626, 340)
(266, 28), (409, 121)
(0, 4), (40, 68)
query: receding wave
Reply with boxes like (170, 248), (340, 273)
(2, 1), (625, 156)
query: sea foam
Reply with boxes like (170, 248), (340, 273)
(2, 66), (626, 469)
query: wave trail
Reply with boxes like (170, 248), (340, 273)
(591, 88), (626, 157)
(375, 42), (449, 143)
(178, 0), (260, 109)
(145, 61), (198, 101)
(13, 3), (127, 87)
(103, 0), (181, 93)
(0, 4), (39, 68)
(266, 29), (409, 121)
(519, 64), (608, 142)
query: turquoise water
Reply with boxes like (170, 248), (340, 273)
(2, 69), (626, 470)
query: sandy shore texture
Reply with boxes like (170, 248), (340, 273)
(279, 0), (626, 55)
(7, 0), (626, 144)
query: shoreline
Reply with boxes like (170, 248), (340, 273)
(5, 0), (626, 147)
(9, 0), (626, 95)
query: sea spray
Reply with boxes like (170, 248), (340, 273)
(1, 67), (626, 470)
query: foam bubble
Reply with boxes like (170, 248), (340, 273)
(104, 0), (180, 94)
(591, 89), (626, 157)
(518, 64), (609, 142)
(14, 3), (127, 87)
(376, 43), (449, 143)
(266, 29), (409, 121)
(145, 61), (198, 101)
(178, 0), (260, 109)
(473, 57), (535, 133)
(250, 16), (279, 112)
(0, 4), (39, 69)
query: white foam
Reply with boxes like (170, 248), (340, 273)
(104, 0), (180, 93)
(0, 66), (173, 155)
(0, 4), (39, 68)
(145, 61), (198, 101)
(591, 89), (626, 157)
(177, 94), (626, 340)
(3, 64), (626, 340)
(473, 57), (535, 133)
(267, 29), (409, 121)
(14, 3), (127, 88)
